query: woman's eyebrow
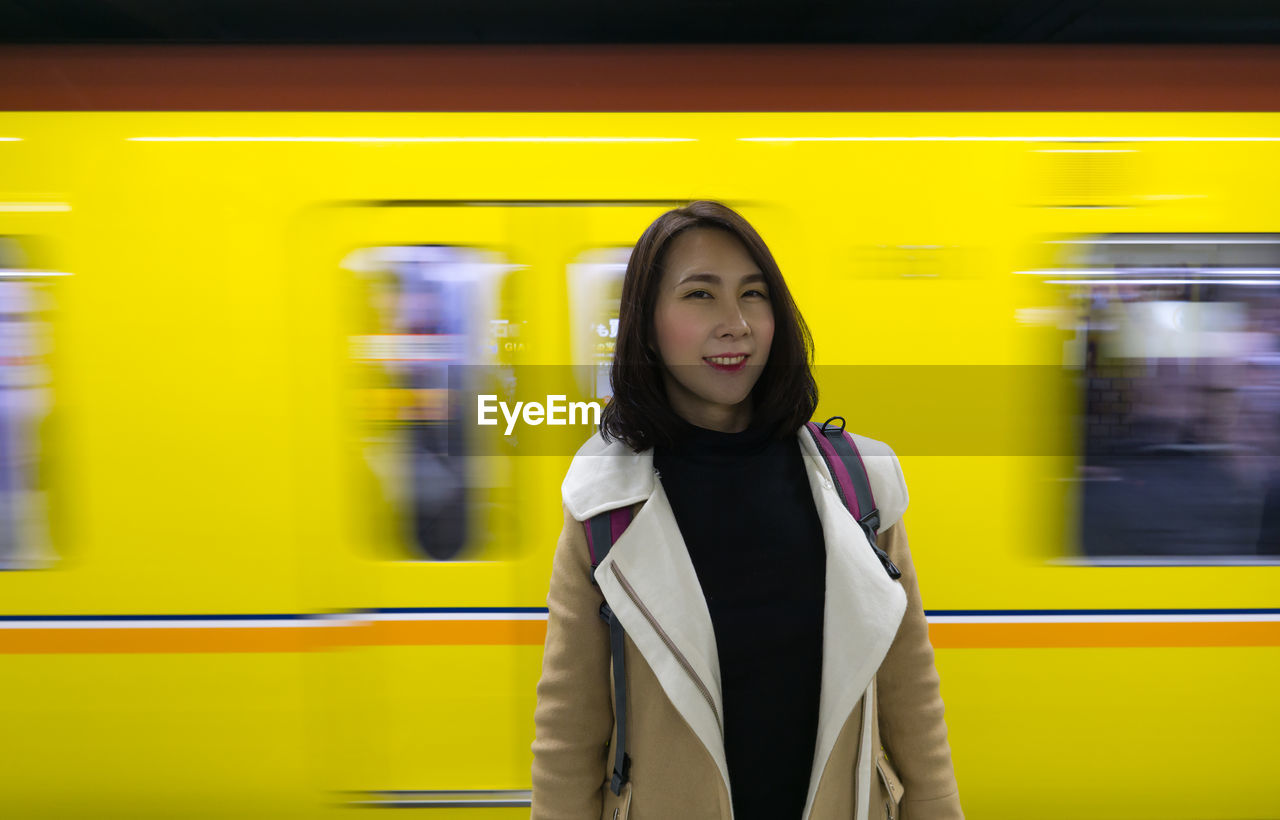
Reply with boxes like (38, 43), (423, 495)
(676, 271), (766, 286)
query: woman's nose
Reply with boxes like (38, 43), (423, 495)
(717, 304), (750, 337)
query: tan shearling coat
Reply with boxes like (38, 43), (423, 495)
(532, 428), (962, 820)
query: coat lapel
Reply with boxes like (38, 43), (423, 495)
(797, 431), (908, 819)
(562, 436), (730, 797)
(592, 482), (731, 797)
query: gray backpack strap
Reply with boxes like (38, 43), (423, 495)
(805, 417), (901, 580)
(583, 506), (634, 795)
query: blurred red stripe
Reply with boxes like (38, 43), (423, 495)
(3, 45), (1280, 111)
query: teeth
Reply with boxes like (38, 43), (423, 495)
(707, 356), (746, 365)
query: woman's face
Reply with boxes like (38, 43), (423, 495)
(651, 228), (774, 433)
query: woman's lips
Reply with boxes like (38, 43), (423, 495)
(703, 354), (749, 373)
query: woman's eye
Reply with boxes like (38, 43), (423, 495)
(684, 290), (712, 299)
(744, 289), (769, 299)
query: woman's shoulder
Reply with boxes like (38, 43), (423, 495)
(560, 431), (655, 522)
(809, 427), (910, 533)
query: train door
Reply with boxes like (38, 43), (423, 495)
(0, 235), (57, 571)
(291, 202), (673, 813)
(1050, 233), (1280, 560)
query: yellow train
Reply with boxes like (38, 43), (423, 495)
(1, 47), (1278, 820)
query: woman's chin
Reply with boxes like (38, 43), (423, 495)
(691, 389), (755, 413)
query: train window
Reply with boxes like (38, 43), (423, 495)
(0, 237), (57, 570)
(567, 247), (629, 400)
(344, 245), (513, 562)
(1054, 234), (1280, 562)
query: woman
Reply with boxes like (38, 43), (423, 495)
(532, 201), (962, 820)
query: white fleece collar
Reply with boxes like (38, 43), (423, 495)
(561, 426), (909, 533)
(560, 432), (656, 521)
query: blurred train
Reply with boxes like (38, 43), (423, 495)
(1, 46), (1278, 820)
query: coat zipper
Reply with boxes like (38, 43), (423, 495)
(610, 562), (723, 733)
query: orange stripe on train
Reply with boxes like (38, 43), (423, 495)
(928, 621), (1280, 649)
(1, 620), (1278, 653)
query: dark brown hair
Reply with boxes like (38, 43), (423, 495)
(600, 200), (818, 451)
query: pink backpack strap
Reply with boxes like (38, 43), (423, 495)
(805, 417), (901, 580)
(583, 506), (634, 569)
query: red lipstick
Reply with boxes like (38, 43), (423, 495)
(703, 354), (749, 373)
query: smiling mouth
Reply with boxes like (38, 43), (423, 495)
(704, 354), (749, 372)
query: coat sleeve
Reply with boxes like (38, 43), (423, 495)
(875, 517), (964, 820)
(530, 505), (613, 819)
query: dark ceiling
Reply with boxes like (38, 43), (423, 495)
(1, 0), (1278, 43)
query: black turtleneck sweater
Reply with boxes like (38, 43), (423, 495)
(653, 417), (826, 820)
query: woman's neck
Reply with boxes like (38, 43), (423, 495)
(660, 409), (778, 458)
(663, 381), (754, 432)
(680, 407), (750, 433)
